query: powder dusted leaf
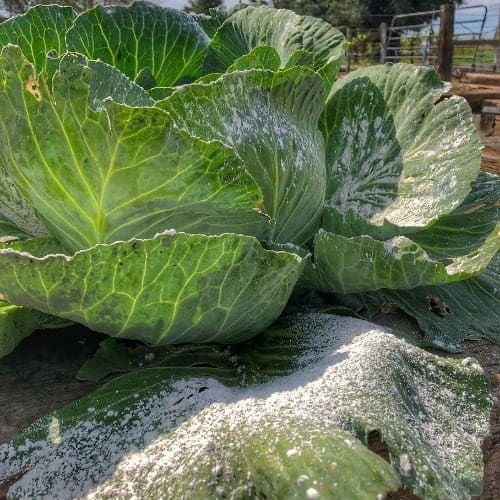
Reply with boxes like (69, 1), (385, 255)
(205, 5), (345, 84)
(66, 2), (209, 88)
(0, 46), (266, 252)
(156, 421), (400, 499)
(85, 59), (155, 110)
(385, 254), (500, 351)
(0, 5), (75, 73)
(304, 229), (497, 294)
(0, 144), (48, 239)
(408, 171), (500, 259)
(0, 183), (48, 239)
(310, 170), (499, 294)
(158, 67), (326, 245)
(1, 315), (489, 499)
(0, 232), (304, 345)
(322, 64), (481, 238)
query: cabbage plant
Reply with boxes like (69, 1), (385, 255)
(0, 3), (498, 499)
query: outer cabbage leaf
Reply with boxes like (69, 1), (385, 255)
(0, 300), (69, 359)
(66, 1), (209, 87)
(0, 5), (75, 73)
(0, 8), (78, 240)
(0, 236), (65, 256)
(408, 171), (499, 258)
(191, 7), (228, 38)
(0, 314), (489, 499)
(307, 170), (499, 294)
(77, 338), (235, 381)
(304, 226), (498, 294)
(0, 237), (72, 356)
(322, 64), (481, 238)
(227, 45), (281, 72)
(0, 46), (266, 252)
(158, 67), (326, 245)
(205, 5), (345, 85)
(384, 254), (500, 351)
(0, 231), (304, 345)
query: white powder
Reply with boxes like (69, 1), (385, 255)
(399, 454), (412, 474)
(306, 487), (320, 499)
(0, 314), (489, 499)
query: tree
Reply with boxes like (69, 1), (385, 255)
(184, 0), (222, 15)
(248, 0), (464, 30)
(1, 0), (132, 17)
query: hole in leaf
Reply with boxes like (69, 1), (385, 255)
(190, 362), (217, 369)
(0, 470), (30, 497)
(367, 430), (390, 462)
(426, 296), (451, 317)
(367, 432), (419, 500)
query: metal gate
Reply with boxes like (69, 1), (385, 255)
(383, 5), (489, 71)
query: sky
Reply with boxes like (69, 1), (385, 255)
(1, 0), (499, 15)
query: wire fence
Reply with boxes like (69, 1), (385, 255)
(340, 3), (500, 73)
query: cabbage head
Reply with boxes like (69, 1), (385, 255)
(0, 2), (496, 349)
(0, 3), (498, 499)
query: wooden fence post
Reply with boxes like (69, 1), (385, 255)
(495, 13), (500, 72)
(438, 3), (454, 81)
(379, 22), (387, 63)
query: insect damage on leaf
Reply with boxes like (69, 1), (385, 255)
(426, 295), (452, 317)
(25, 74), (41, 100)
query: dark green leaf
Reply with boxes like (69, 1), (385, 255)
(385, 254), (500, 351)
(0, 5), (75, 73)
(66, 2), (209, 87)
(205, 5), (345, 85)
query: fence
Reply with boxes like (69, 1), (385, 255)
(341, 3), (500, 77)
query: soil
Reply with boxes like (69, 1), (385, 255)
(0, 325), (104, 444)
(0, 312), (498, 499)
